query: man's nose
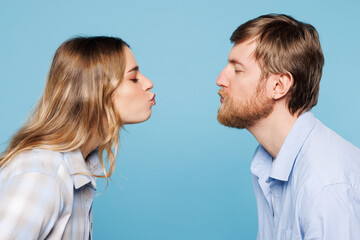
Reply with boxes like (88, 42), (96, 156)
(216, 68), (229, 87)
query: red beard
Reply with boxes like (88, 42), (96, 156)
(217, 84), (274, 129)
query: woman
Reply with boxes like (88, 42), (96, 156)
(0, 36), (155, 239)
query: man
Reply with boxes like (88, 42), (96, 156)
(216, 14), (360, 239)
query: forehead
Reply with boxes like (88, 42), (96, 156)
(124, 47), (137, 71)
(228, 40), (257, 65)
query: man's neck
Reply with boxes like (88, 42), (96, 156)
(248, 105), (298, 158)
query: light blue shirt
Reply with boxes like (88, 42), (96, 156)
(251, 111), (360, 239)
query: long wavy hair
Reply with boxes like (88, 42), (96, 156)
(0, 36), (129, 179)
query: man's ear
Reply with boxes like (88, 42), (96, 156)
(271, 72), (294, 101)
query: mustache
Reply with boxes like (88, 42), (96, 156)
(218, 89), (229, 99)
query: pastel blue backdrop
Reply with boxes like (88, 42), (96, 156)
(1, 0), (359, 239)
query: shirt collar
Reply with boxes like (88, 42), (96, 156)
(251, 145), (273, 181)
(64, 150), (103, 190)
(269, 111), (317, 182)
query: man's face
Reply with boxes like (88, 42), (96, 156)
(216, 40), (274, 129)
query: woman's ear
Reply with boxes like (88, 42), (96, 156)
(271, 72), (294, 101)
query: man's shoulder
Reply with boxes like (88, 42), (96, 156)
(303, 119), (360, 170)
(312, 119), (359, 153)
(293, 119), (360, 192)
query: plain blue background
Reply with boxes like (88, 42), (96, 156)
(1, 0), (360, 239)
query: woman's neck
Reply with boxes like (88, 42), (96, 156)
(80, 134), (102, 159)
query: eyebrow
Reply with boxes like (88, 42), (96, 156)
(229, 59), (245, 67)
(127, 66), (139, 73)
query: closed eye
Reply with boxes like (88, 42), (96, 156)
(130, 78), (139, 83)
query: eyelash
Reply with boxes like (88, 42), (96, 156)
(130, 78), (139, 83)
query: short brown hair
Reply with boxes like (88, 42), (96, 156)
(231, 14), (324, 115)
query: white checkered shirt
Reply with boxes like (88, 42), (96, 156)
(0, 148), (103, 240)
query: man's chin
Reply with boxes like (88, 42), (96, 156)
(217, 110), (248, 129)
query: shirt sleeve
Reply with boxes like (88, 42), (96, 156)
(0, 172), (63, 240)
(301, 183), (360, 240)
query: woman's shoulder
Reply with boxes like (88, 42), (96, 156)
(0, 149), (75, 239)
(1, 148), (68, 181)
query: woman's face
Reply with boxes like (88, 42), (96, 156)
(112, 47), (155, 124)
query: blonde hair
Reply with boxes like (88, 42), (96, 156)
(231, 14), (324, 116)
(0, 36), (129, 179)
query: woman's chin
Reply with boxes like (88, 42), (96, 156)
(123, 113), (152, 125)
